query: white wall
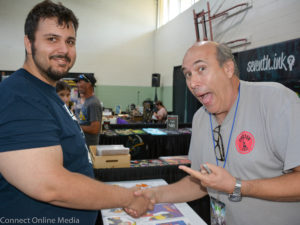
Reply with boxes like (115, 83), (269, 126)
(155, 0), (300, 86)
(0, 0), (157, 86)
(1, 0), (300, 89)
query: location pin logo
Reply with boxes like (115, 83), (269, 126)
(287, 55), (295, 71)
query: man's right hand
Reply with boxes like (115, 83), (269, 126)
(134, 187), (158, 205)
(124, 187), (155, 218)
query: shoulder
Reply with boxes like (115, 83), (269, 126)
(241, 80), (298, 105)
(0, 70), (32, 107)
(86, 95), (101, 105)
(0, 69), (27, 91)
(0, 70), (56, 121)
(192, 106), (206, 125)
(242, 80), (296, 95)
(0, 69), (48, 99)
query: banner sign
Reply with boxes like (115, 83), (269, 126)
(235, 38), (300, 95)
(236, 38), (300, 83)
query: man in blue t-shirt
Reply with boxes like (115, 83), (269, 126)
(0, 1), (151, 224)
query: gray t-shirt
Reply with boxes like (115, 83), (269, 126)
(77, 95), (102, 146)
(189, 80), (300, 225)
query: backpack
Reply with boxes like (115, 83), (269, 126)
(125, 135), (146, 160)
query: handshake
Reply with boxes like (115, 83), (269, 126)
(123, 186), (158, 218)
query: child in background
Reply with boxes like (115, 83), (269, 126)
(56, 80), (74, 113)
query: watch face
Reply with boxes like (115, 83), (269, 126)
(228, 178), (242, 202)
(229, 194), (242, 202)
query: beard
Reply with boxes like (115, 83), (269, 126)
(31, 44), (74, 82)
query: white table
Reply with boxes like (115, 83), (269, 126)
(101, 179), (207, 225)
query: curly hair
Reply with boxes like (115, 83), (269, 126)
(25, 0), (79, 43)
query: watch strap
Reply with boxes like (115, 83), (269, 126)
(228, 178), (242, 202)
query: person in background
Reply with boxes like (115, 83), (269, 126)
(76, 73), (102, 147)
(74, 92), (85, 117)
(153, 100), (168, 123)
(0, 1), (152, 224)
(129, 41), (300, 225)
(56, 80), (74, 113)
(130, 103), (141, 117)
(142, 99), (154, 123)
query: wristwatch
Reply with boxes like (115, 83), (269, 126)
(228, 178), (242, 202)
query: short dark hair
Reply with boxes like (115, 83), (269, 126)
(155, 101), (164, 106)
(25, 0), (79, 43)
(56, 80), (71, 93)
(216, 43), (240, 77)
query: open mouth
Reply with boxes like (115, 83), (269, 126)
(198, 92), (212, 105)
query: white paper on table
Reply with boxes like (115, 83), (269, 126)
(101, 179), (207, 225)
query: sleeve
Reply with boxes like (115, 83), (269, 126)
(188, 110), (203, 171)
(268, 91), (300, 171)
(0, 95), (60, 152)
(88, 100), (102, 123)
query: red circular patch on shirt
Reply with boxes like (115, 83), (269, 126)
(235, 131), (255, 154)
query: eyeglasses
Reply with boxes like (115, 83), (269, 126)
(78, 74), (91, 84)
(213, 125), (225, 161)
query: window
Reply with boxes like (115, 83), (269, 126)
(157, 0), (200, 28)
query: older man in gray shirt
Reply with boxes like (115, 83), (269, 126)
(130, 41), (300, 225)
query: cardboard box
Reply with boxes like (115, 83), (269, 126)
(90, 146), (130, 168)
(96, 145), (129, 156)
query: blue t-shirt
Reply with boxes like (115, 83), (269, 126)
(0, 69), (97, 225)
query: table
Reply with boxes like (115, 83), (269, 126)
(101, 179), (207, 225)
(108, 123), (192, 130)
(99, 133), (191, 159)
(93, 163), (210, 225)
(94, 163), (188, 183)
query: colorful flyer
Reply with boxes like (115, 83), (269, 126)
(102, 179), (207, 225)
(156, 220), (190, 225)
(104, 216), (136, 225)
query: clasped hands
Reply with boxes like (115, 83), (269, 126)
(123, 163), (237, 218)
(123, 186), (156, 218)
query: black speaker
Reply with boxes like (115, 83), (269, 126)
(152, 73), (160, 87)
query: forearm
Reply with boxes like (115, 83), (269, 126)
(48, 171), (133, 210)
(81, 121), (100, 134)
(0, 147), (136, 211)
(242, 169), (300, 201)
(154, 114), (161, 120)
(155, 176), (207, 203)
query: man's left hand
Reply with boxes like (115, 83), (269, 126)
(179, 163), (236, 194)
